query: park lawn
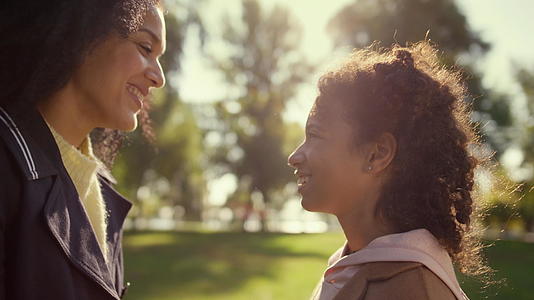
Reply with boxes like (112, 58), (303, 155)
(123, 231), (534, 300)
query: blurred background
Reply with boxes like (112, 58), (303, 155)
(116, 0), (534, 299)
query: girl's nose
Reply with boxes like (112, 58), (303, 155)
(288, 147), (305, 169)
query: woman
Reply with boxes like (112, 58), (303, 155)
(288, 42), (490, 300)
(0, 0), (165, 299)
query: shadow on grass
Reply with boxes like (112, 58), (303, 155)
(123, 231), (336, 299)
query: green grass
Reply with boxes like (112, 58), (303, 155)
(123, 231), (534, 300)
(458, 239), (534, 299)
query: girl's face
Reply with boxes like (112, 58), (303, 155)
(288, 99), (374, 215)
(69, 6), (166, 131)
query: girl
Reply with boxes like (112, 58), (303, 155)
(288, 42), (489, 300)
(0, 0), (165, 299)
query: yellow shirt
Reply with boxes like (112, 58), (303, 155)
(48, 126), (109, 259)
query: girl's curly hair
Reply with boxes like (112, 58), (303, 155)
(317, 41), (491, 277)
(0, 0), (159, 167)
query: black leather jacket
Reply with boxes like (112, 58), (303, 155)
(0, 104), (131, 300)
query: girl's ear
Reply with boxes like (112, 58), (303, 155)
(367, 132), (397, 174)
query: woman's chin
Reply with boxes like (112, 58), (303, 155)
(123, 121), (138, 132)
(113, 115), (138, 132)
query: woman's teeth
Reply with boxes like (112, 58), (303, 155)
(127, 85), (144, 101)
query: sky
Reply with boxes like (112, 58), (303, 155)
(175, 0), (534, 204)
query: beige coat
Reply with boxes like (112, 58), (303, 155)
(332, 261), (456, 300)
(311, 229), (468, 300)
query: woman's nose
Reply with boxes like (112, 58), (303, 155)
(146, 60), (165, 88)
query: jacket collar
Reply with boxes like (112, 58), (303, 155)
(0, 104), (116, 182)
(0, 104), (59, 179)
(1, 104), (131, 299)
(324, 230), (467, 300)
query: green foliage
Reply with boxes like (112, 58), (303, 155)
(122, 231), (534, 300)
(328, 0), (487, 55)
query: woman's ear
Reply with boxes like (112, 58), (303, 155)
(367, 132), (397, 174)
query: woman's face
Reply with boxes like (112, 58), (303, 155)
(288, 99), (374, 215)
(69, 6), (166, 131)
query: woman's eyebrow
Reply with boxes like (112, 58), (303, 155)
(138, 28), (161, 44)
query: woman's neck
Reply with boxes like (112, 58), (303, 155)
(38, 85), (94, 148)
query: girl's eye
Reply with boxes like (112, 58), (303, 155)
(307, 132), (320, 139)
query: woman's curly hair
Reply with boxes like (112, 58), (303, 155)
(317, 41), (491, 277)
(0, 0), (159, 166)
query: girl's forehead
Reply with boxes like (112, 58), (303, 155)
(309, 97), (344, 122)
(309, 101), (319, 118)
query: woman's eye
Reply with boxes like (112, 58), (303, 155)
(138, 43), (152, 55)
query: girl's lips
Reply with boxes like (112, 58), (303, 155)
(297, 176), (309, 186)
(297, 175), (311, 193)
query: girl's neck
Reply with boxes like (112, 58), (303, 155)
(336, 191), (395, 253)
(338, 214), (394, 253)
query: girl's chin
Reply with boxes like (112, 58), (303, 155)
(301, 196), (325, 213)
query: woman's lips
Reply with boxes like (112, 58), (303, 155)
(126, 84), (144, 110)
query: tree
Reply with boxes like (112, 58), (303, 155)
(210, 0), (313, 230)
(328, 0), (486, 57)
(112, 0), (208, 226)
(517, 69), (534, 167)
(515, 68), (534, 231)
(327, 0), (513, 153)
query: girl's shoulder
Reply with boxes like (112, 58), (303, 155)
(335, 262), (457, 300)
(365, 262), (457, 300)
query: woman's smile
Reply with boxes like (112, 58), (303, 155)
(126, 83), (146, 111)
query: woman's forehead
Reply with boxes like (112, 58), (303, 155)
(139, 6), (166, 46)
